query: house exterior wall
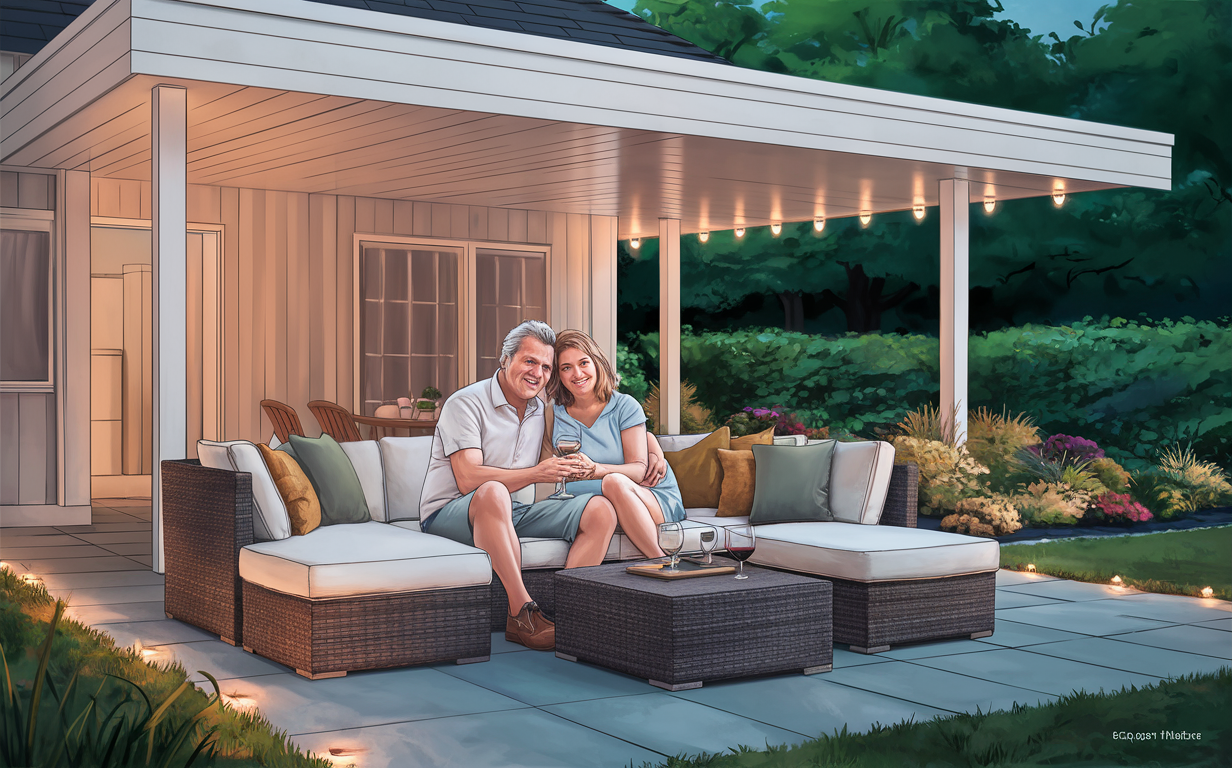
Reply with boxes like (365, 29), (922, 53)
(90, 178), (616, 445)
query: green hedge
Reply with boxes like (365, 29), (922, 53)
(622, 318), (1232, 469)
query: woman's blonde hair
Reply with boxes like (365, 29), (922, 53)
(548, 330), (621, 407)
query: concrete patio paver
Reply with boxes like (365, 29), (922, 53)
(436, 645), (654, 706)
(43, 570), (164, 589)
(973, 618), (1087, 648)
(998, 578), (1143, 602)
(543, 692), (810, 758)
(671, 674), (951, 739)
(820, 658), (1058, 714)
(912, 647), (1163, 698)
(288, 707), (667, 768)
(66, 600), (170, 625)
(995, 570), (1060, 587)
(1196, 617), (1231, 632)
(1111, 625), (1232, 659)
(55, 583), (165, 606)
(1022, 636), (1232, 679)
(994, 600), (1179, 636)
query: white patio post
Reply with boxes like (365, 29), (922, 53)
(658, 218), (681, 434)
(151, 85), (187, 573)
(939, 178), (969, 446)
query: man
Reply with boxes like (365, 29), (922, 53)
(419, 320), (618, 650)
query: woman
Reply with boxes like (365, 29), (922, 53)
(546, 330), (685, 559)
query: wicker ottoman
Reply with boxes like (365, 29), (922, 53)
(554, 560), (832, 691)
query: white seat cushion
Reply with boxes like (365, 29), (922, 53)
(340, 440), (387, 522)
(380, 436), (433, 521)
(829, 441), (896, 525)
(750, 522), (998, 582)
(239, 521), (491, 599)
(391, 520), (626, 568)
(198, 439), (290, 541)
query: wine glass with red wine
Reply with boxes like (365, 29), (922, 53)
(725, 525), (756, 580)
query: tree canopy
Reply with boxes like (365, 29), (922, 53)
(618, 0), (1231, 335)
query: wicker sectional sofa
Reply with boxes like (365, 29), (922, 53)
(161, 432), (997, 678)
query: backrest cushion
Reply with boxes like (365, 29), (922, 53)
(655, 432), (710, 453)
(663, 427), (731, 509)
(340, 440), (388, 522)
(257, 443), (321, 535)
(198, 439), (291, 541)
(716, 449), (756, 517)
(380, 436), (434, 521)
(830, 440), (897, 524)
(730, 426), (775, 451)
(287, 434), (371, 526)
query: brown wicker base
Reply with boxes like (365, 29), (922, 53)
(489, 568), (560, 631)
(555, 561), (832, 687)
(242, 581), (492, 677)
(822, 570), (996, 651)
(162, 460), (253, 645)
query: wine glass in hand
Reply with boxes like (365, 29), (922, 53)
(658, 522), (684, 571)
(549, 423), (582, 500)
(725, 525), (756, 580)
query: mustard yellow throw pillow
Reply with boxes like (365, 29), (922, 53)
(731, 426), (775, 451)
(663, 427), (731, 509)
(717, 449), (756, 517)
(258, 443), (322, 536)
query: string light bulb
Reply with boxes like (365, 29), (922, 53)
(770, 223), (782, 235)
(698, 231), (709, 243)
(912, 204), (925, 221)
(859, 211), (871, 226)
(735, 227), (745, 238)
(984, 196), (996, 213)
(630, 238), (640, 249)
(813, 218), (825, 232)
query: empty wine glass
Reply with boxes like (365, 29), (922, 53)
(658, 521), (684, 571)
(699, 527), (718, 565)
(725, 525), (756, 580)
(549, 421), (582, 500)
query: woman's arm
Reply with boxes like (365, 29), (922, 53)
(641, 432), (667, 487)
(575, 424), (649, 482)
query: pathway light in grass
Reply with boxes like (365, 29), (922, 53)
(327, 745), (368, 766)
(20, 572), (42, 586)
(221, 690), (257, 710)
(1026, 563), (1036, 573)
(1111, 575), (1124, 586)
(1201, 586), (1214, 598)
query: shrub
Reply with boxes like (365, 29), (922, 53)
(941, 494), (1022, 536)
(1091, 492), (1153, 524)
(895, 403), (959, 446)
(1014, 481), (1091, 526)
(642, 381), (715, 434)
(725, 407), (811, 437)
(966, 408), (1040, 491)
(1157, 444), (1232, 512)
(1013, 447), (1108, 496)
(1088, 457), (1131, 494)
(1130, 471), (1190, 519)
(1033, 433), (1106, 465)
(615, 342), (650, 404)
(891, 436), (989, 517)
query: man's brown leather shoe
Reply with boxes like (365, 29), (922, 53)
(505, 601), (555, 651)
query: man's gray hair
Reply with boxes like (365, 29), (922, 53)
(499, 320), (556, 366)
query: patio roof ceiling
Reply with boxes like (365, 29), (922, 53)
(1, 0), (1173, 240)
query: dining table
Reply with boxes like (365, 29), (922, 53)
(352, 413), (439, 440)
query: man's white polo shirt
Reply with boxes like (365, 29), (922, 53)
(418, 370), (545, 524)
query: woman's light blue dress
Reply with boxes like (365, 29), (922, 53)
(552, 392), (686, 523)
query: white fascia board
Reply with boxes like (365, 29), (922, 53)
(127, 0), (1172, 190)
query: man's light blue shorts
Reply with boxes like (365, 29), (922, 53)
(421, 490), (597, 548)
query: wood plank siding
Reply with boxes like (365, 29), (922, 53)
(91, 178), (615, 444)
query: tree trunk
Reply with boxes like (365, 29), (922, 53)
(777, 290), (805, 332)
(821, 262), (920, 333)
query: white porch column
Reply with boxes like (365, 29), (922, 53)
(939, 178), (969, 446)
(151, 85), (187, 573)
(658, 218), (681, 434)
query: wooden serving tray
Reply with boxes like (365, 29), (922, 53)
(626, 560), (737, 580)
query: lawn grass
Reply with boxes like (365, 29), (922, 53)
(635, 669), (1232, 767)
(999, 527), (1232, 599)
(1, 566), (329, 767)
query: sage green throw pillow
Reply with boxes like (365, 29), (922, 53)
(286, 434), (371, 526)
(748, 441), (837, 525)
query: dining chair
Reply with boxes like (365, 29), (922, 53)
(260, 399), (306, 444)
(307, 400), (364, 442)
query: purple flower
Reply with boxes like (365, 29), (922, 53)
(1038, 434), (1105, 465)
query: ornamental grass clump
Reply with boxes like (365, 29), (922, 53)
(965, 408), (1039, 491)
(941, 494), (1022, 537)
(1157, 445), (1232, 511)
(891, 436), (989, 517)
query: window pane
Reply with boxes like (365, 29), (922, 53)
(383, 302), (408, 354)
(411, 250), (436, 302)
(498, 258), (522, 306)
(362, 247), (382, 298)
(476, 254), (496, 305)
(474, 249), (546, 382)
(411, 304), (437, 354)
(0, 230), (50, 381)
(384, 250), (408, 301)
(439, 252), (457, 303)
(383, 357), (409, 402)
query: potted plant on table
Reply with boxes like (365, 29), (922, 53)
(416, 386), (442, 420)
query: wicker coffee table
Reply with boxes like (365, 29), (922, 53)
(554, 560), (832, 691)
